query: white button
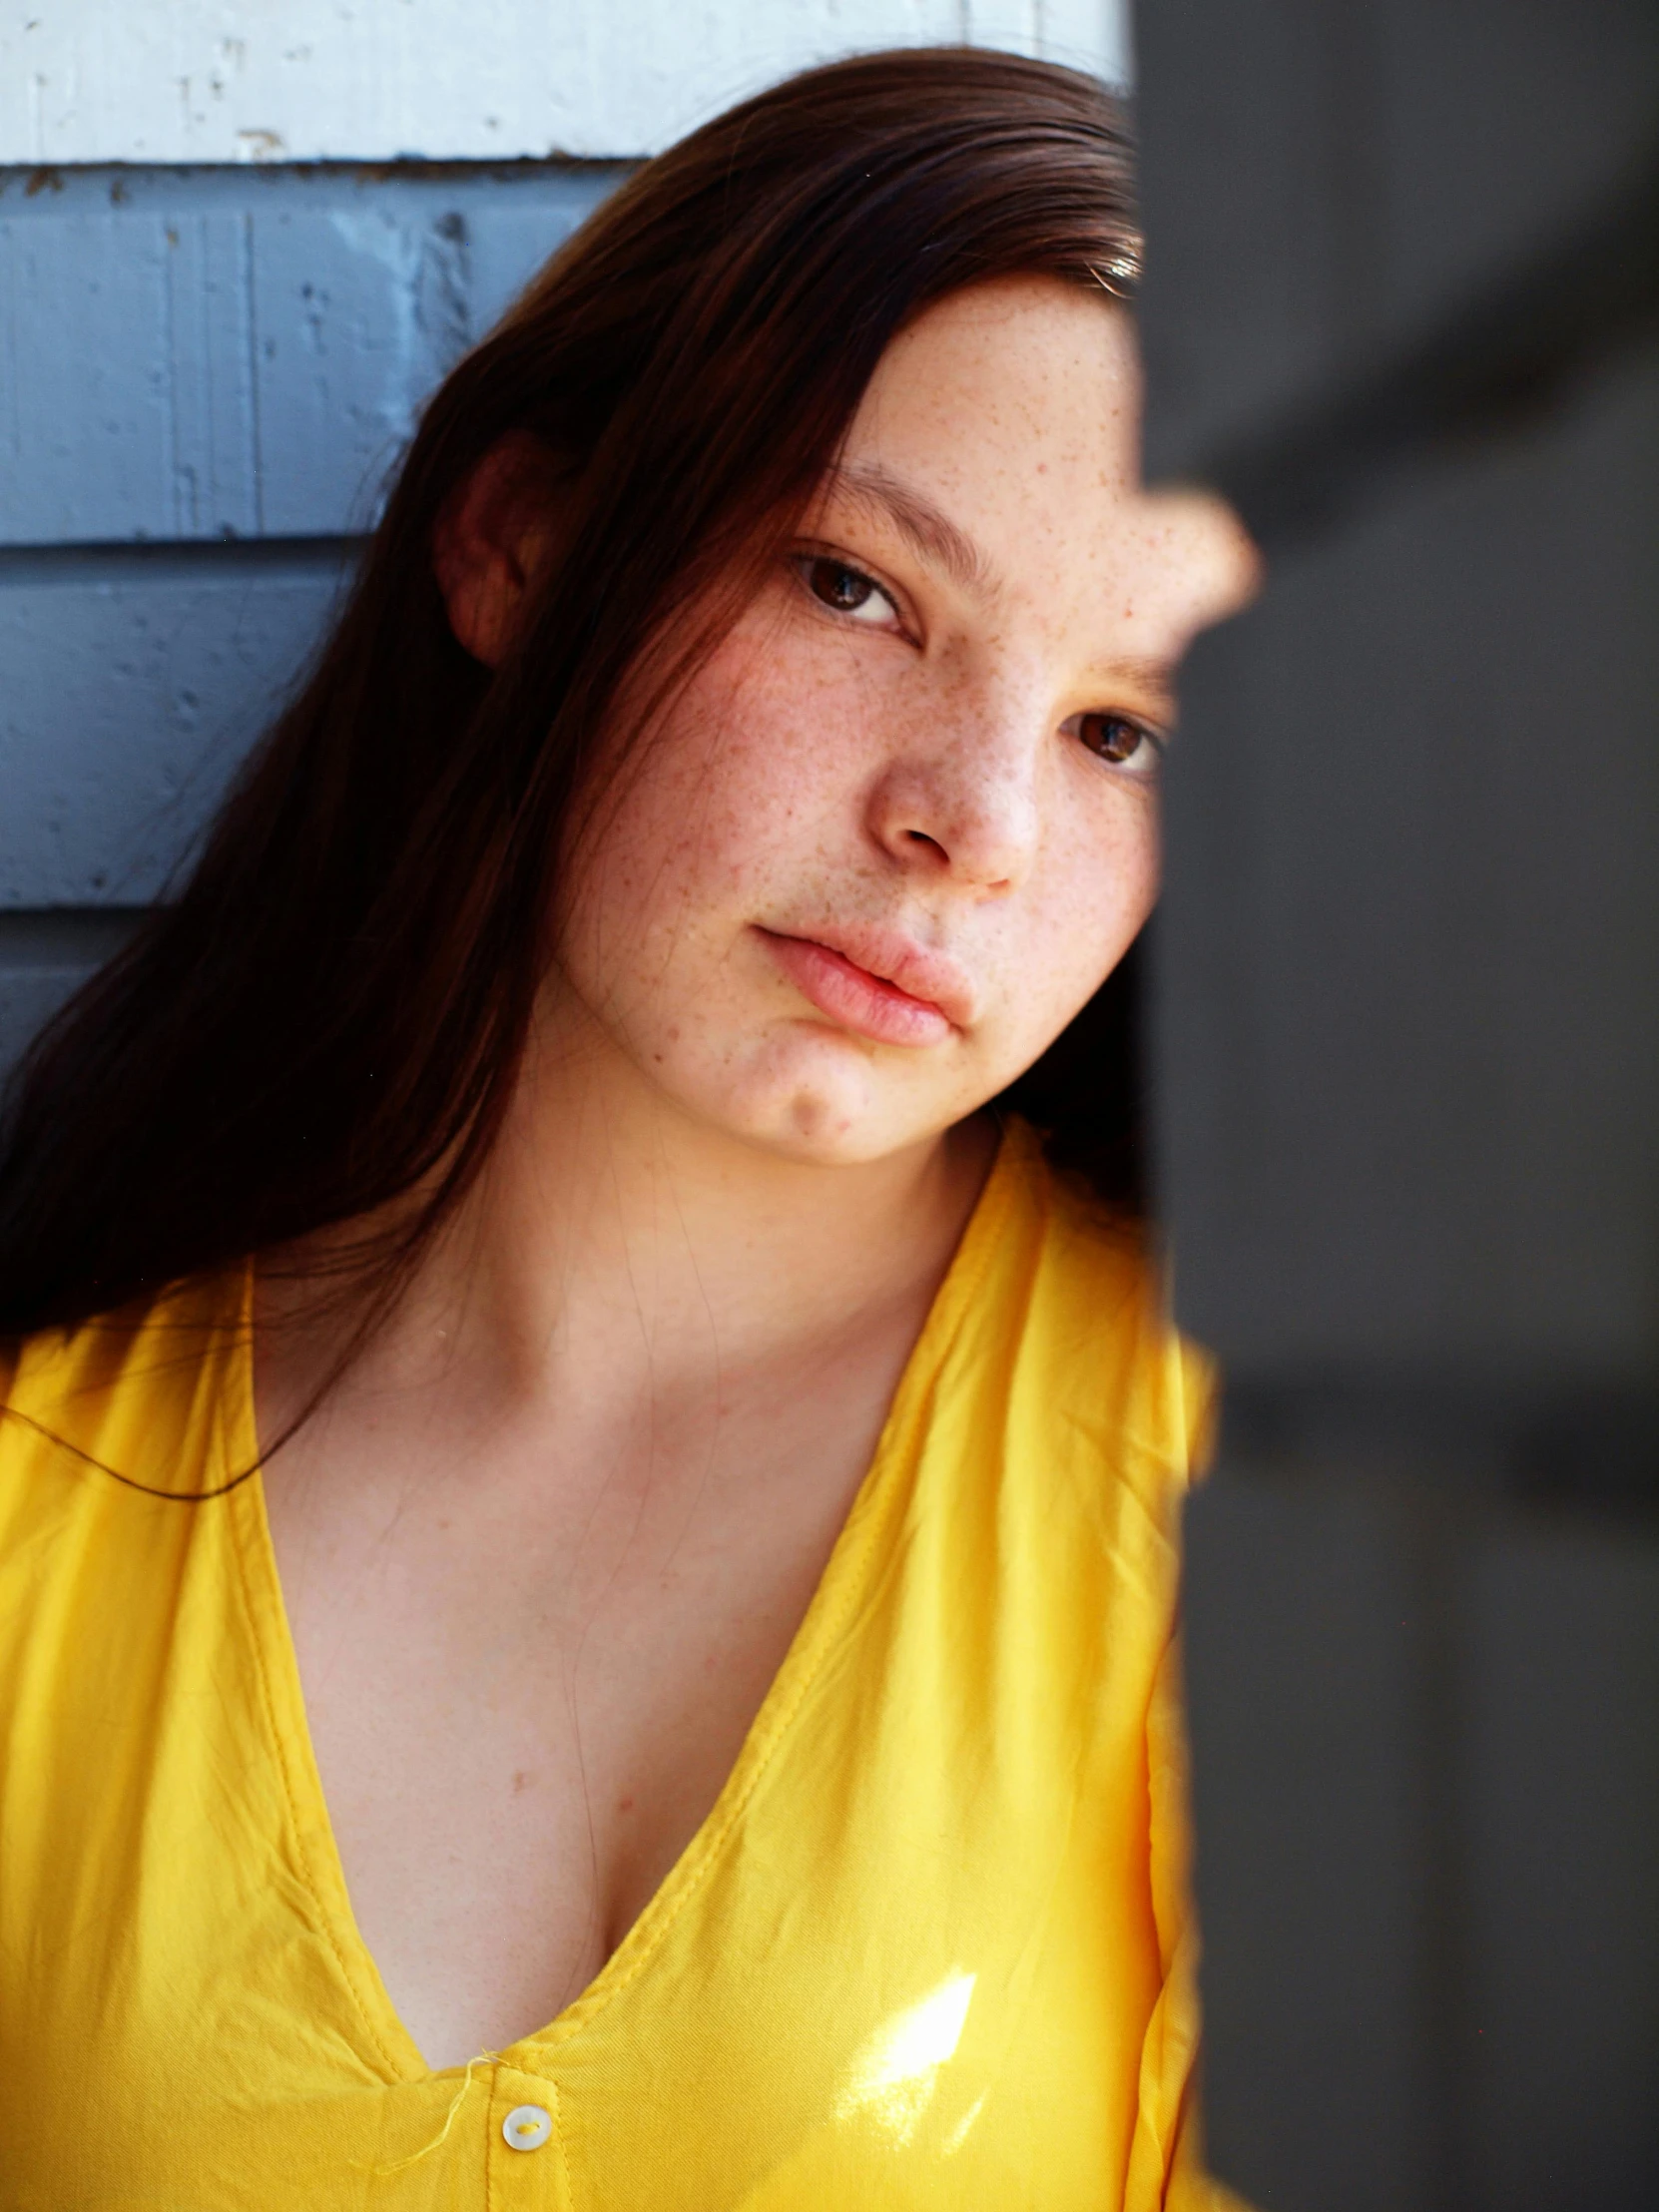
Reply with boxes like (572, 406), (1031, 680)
(502, 2102), (552, 2152)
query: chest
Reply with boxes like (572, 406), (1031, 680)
(0, 1304), (1187, 2210)
(2, 1496), (1165, 2208)
(260, 1370), (894, 2070)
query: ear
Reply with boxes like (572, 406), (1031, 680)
(432, 432), (567, 668)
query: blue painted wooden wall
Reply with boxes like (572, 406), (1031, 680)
(0, 159), (621, 1072)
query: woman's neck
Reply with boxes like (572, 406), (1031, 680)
(268, 981), (997, 1440)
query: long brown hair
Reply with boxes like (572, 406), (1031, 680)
(0, 47), (1144, 1343)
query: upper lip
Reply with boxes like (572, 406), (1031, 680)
(765, 920), (977, 1029)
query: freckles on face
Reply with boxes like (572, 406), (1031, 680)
(556, 642), (914, 1149)
(552, 277), (1257, 1164)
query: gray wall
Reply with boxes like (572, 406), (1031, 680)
(1136, 2), (1659, 2204)
(0, 158), (620, 1076)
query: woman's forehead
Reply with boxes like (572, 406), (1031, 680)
(838, 283), (1139, 547)
(820, 284), (1256, 660)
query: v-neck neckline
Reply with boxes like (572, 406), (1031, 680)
(221, 1121), (1028, 2084)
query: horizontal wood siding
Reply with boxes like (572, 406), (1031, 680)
(0, 161), (620, 1070)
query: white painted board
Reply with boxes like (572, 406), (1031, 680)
(0, 1), (1130, 167)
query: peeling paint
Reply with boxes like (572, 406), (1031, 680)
(0, 164), (613, 546)
(0, 2), (1128, 165)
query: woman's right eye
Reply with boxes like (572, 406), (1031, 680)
(799, 556), (900, 628)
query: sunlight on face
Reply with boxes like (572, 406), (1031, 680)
(553, 276), (1258, 1166)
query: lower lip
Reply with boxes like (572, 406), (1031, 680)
(758, 930), (955, 1048)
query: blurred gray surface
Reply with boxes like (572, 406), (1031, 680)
(1186, 1466), (1659, 2212)
(1136, 0), (1659, 485)
(1155, 336), (1659, 1389)
(1137, 1), (1659, 2204)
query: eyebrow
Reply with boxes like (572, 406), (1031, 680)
(1101, 654), (1179, 710)
(828, 462), (997, 598)
(824, 461), (1180, 708)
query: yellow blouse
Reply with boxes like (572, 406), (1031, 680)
(0, 1121), (1238, 2210)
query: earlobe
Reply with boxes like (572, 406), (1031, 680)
(432, 432), (567, 669)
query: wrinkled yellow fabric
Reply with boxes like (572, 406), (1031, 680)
(0, 1121), (1243, 2209)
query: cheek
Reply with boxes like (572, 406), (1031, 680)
(557, 638), (862, 973)
(999, 798), (1159, 1046)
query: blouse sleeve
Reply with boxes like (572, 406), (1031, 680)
(1123, 1630), (1258, 2212)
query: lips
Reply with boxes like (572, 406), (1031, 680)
(755, 923), (973, 1049)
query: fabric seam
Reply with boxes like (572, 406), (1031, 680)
(220, 1275), (414, 2084)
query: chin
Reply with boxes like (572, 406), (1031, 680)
(690, 1034), (940, 1167)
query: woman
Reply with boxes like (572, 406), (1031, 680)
(0, 48), (1255, 2210)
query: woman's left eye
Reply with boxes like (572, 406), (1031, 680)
(799, 556), (899, 628)
(1067, 712), (1164, 774)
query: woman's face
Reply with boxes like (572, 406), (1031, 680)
(552, 276), (1257, 1166)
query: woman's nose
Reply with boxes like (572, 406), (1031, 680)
(863, 708), (1044, 893)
